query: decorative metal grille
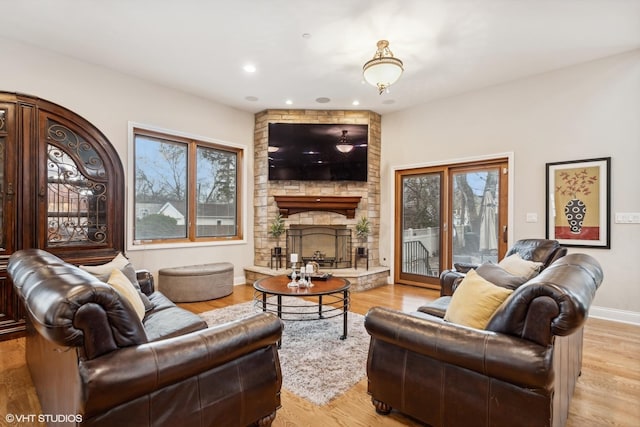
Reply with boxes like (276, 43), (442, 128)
(46, 120), (108, 246)
(47, 121), (105, 179)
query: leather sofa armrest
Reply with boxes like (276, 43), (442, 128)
(79, 312), (283, 417)
(546, 247), (568, 268)
(136, 269), (155, 295)
(486, 253), (603, 345)
(364, 307), (553, 389)
(439, 270), (465, 296)
(453, 262), (478, 273)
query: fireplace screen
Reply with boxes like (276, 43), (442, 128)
(286, 225), (352, 269)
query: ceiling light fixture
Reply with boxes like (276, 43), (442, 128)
(336, 130), (354, 153)
(362, 40), (404, 95)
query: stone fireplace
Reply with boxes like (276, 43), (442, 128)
(245, 109), (389, 291)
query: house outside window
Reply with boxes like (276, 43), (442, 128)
(131, 126), (243, 245)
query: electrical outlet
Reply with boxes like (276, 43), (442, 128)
(526, 213), (538, 223)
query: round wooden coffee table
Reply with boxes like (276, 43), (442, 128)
(253, 275), (351, 344)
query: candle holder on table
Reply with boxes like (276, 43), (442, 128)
(288, 253), (299, 288)
(298, 265), (308, 288)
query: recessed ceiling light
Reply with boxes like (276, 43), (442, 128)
(315, 97), (331, 104)
(285, 99), (293, 105)
(243, 64), (257, 73)
(245, 96), (259, 102)
(352, 100), (360, 106)
(382, 99), (396, 105)
(302, 33), (312, 39)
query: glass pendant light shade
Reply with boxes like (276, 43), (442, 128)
(363, 40), (404, 94)
(335, 129), (354, 153)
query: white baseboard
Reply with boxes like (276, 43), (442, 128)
(589, 305), (640, 326)
(234, 275), (246, 286)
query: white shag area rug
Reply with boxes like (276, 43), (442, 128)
(199, 297), (369, 406)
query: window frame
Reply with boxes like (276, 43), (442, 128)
(127, 122), (246, 250)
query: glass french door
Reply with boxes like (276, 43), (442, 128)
(397, 170), (443, 286)
(395, 159), (508, 288)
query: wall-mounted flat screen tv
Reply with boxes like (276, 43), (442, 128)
(268, 123), (368, 181)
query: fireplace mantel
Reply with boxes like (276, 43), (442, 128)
(274, 196), (362, 218)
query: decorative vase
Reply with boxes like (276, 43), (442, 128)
(564, 198), (586, 234)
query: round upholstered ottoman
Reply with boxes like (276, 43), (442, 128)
(158, 262), (234, 302)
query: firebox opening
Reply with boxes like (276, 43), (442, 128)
(286, 225), (352, 269)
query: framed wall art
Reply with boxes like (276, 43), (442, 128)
(545, 157), (611, 248)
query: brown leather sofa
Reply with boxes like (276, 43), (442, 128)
(364, 253), (603, 427)
(422, 239), (568, 318)
(8, 249), (283, 427)
(441, 238), (568, 297)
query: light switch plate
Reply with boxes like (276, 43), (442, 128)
(615, 213), (640, 223)
(526, 213), (538, 223)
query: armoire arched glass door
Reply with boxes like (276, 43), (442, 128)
(0, 91), (124, 339)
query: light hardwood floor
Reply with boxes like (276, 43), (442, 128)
(1, 284), (639, 426)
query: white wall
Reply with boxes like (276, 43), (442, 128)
(381, 49), (640, 322)
(3, 37), (639, 320)
(0, 38), (255, 283)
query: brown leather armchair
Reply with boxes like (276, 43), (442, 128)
(364, 253), (602, 427)
(8, 249), (283, 427)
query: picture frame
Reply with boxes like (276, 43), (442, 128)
(545, 157), (610, 248)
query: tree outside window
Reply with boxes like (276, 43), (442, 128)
(133, 128), (242, 244)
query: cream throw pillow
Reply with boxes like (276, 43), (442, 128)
(107, 269), (146, 321)
(80, 253), (154, 312)
(444, 270), (513, 329)
(498, 253), (543, 280)
(80, 253), (129, 278)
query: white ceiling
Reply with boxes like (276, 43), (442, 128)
(1, 0), (639, 115)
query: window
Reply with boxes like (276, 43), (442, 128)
(132, 126), (243, 245)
